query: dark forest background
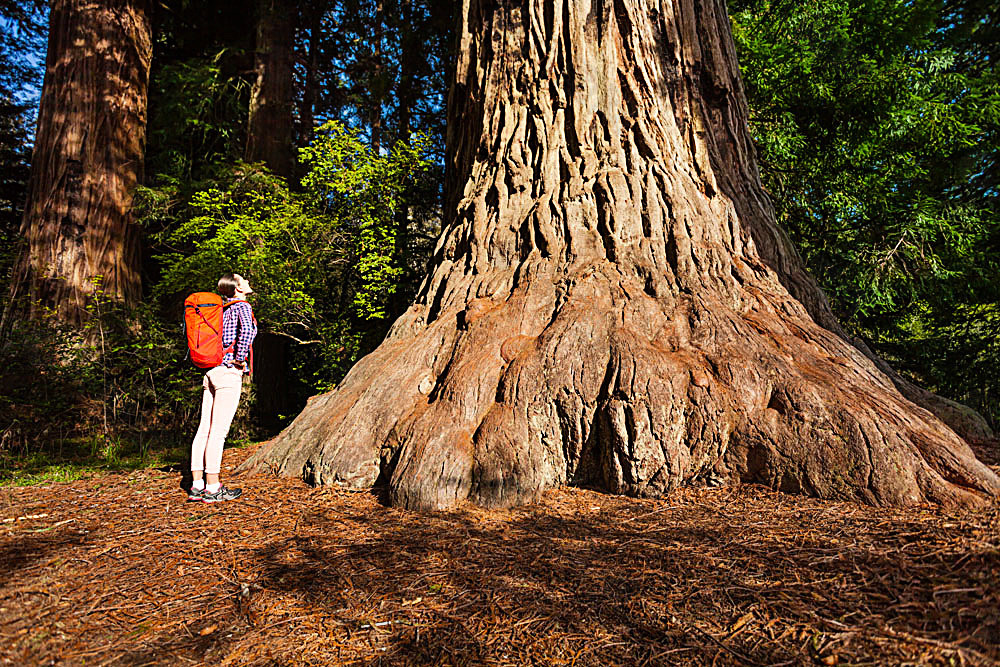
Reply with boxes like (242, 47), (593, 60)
(0, 0), (997, 480)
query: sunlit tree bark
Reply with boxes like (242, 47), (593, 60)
(10, 0), (152, 325)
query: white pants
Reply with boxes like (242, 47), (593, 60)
(190, 366), (244, 475)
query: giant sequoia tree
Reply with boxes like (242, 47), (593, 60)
(248, 0), (999, 510)
(10, 0), (152, 325)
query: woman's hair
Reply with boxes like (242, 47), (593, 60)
(217, 273), (239, 298)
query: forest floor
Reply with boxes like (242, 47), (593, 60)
(1, 442), (998, 667)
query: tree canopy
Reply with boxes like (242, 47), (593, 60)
(731, 0), (1000, 425)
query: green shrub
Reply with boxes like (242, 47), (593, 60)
(1, 122), (434, 475)
(147, 121), (434, 392)
(0, 291), (208, 480)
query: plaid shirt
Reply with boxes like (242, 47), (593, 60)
(221, 299), (257, 372)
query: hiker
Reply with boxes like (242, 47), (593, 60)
(188, 273), (257, 503)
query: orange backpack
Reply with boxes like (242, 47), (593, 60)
(183, 292), (252, 370)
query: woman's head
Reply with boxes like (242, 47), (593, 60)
(217, 273), (253, 298)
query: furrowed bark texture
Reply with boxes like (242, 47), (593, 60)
(246, 0), (999, 510)
(12, 0), (152, 325)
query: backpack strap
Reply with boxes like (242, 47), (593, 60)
(192, 305), (221, 336)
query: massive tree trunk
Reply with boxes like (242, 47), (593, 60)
(247, 0), (295, 177)
(8, 0), (152, 326)
(246, 0), (999, 510)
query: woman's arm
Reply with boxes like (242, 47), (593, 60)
(234, 304), (257, 363)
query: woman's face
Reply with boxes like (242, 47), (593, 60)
(234, 274), (253, 296)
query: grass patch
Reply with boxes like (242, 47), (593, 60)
(1, 432), (259, 487)
(0, 434), (192, 486)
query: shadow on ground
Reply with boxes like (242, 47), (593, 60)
(237, 487), (999, 665)
(3, 461), (997, 667)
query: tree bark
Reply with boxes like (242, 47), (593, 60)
(245, 0), (999, 510)
(8, 0), (152, 326)
(246, 0), (296, 430)
(298, 4), (321, 149)
(389, 0), (415, 315)
(247, 0), (295, 177)
(370, 0), (385, 155)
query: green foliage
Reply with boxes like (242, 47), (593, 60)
(305, 0), (453, 151)
(146, 121), (433, 392)
(145, 53), (251, 182)
(0, 290), (208, 479)
(1, 120), (433, 469)
(0, 436), (192, 487)
(731, 0), (1000, 427)
(300, 121), (434, 319)
(0, 2), (41, 294)
(899, 303), (1000, 422)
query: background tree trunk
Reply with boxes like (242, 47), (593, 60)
(245, 0), (999, 510)
(389, 0), (415, 316)
(250, 331), (290, 432)
(246, 0), (296, 430)
(247, 0), (295, 178)
(297, 4), (321, 150)
(8, 0), (152, 326)
(370, 0), (385, 155)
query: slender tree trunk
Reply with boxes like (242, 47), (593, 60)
(247, 0), (295, 177)
(389, 0), (415, 314)
(395, 0), (414, 145)
(298, 6), (321, 149)
(370, 0), (385, 154)
(251, 332), (290, 432)
(246, 0), (999, 510)
(247, 0), (296, 429)
(7, 0), (152, 326)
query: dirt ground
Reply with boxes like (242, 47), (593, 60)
(2, 442), (998, 666)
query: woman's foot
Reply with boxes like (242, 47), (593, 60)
(202, 486), (242, 503)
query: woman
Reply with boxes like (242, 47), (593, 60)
(188, 273), (257, 503)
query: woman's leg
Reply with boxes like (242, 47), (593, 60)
(203, 367), (244, 478)
(190, 373), (215, 478)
